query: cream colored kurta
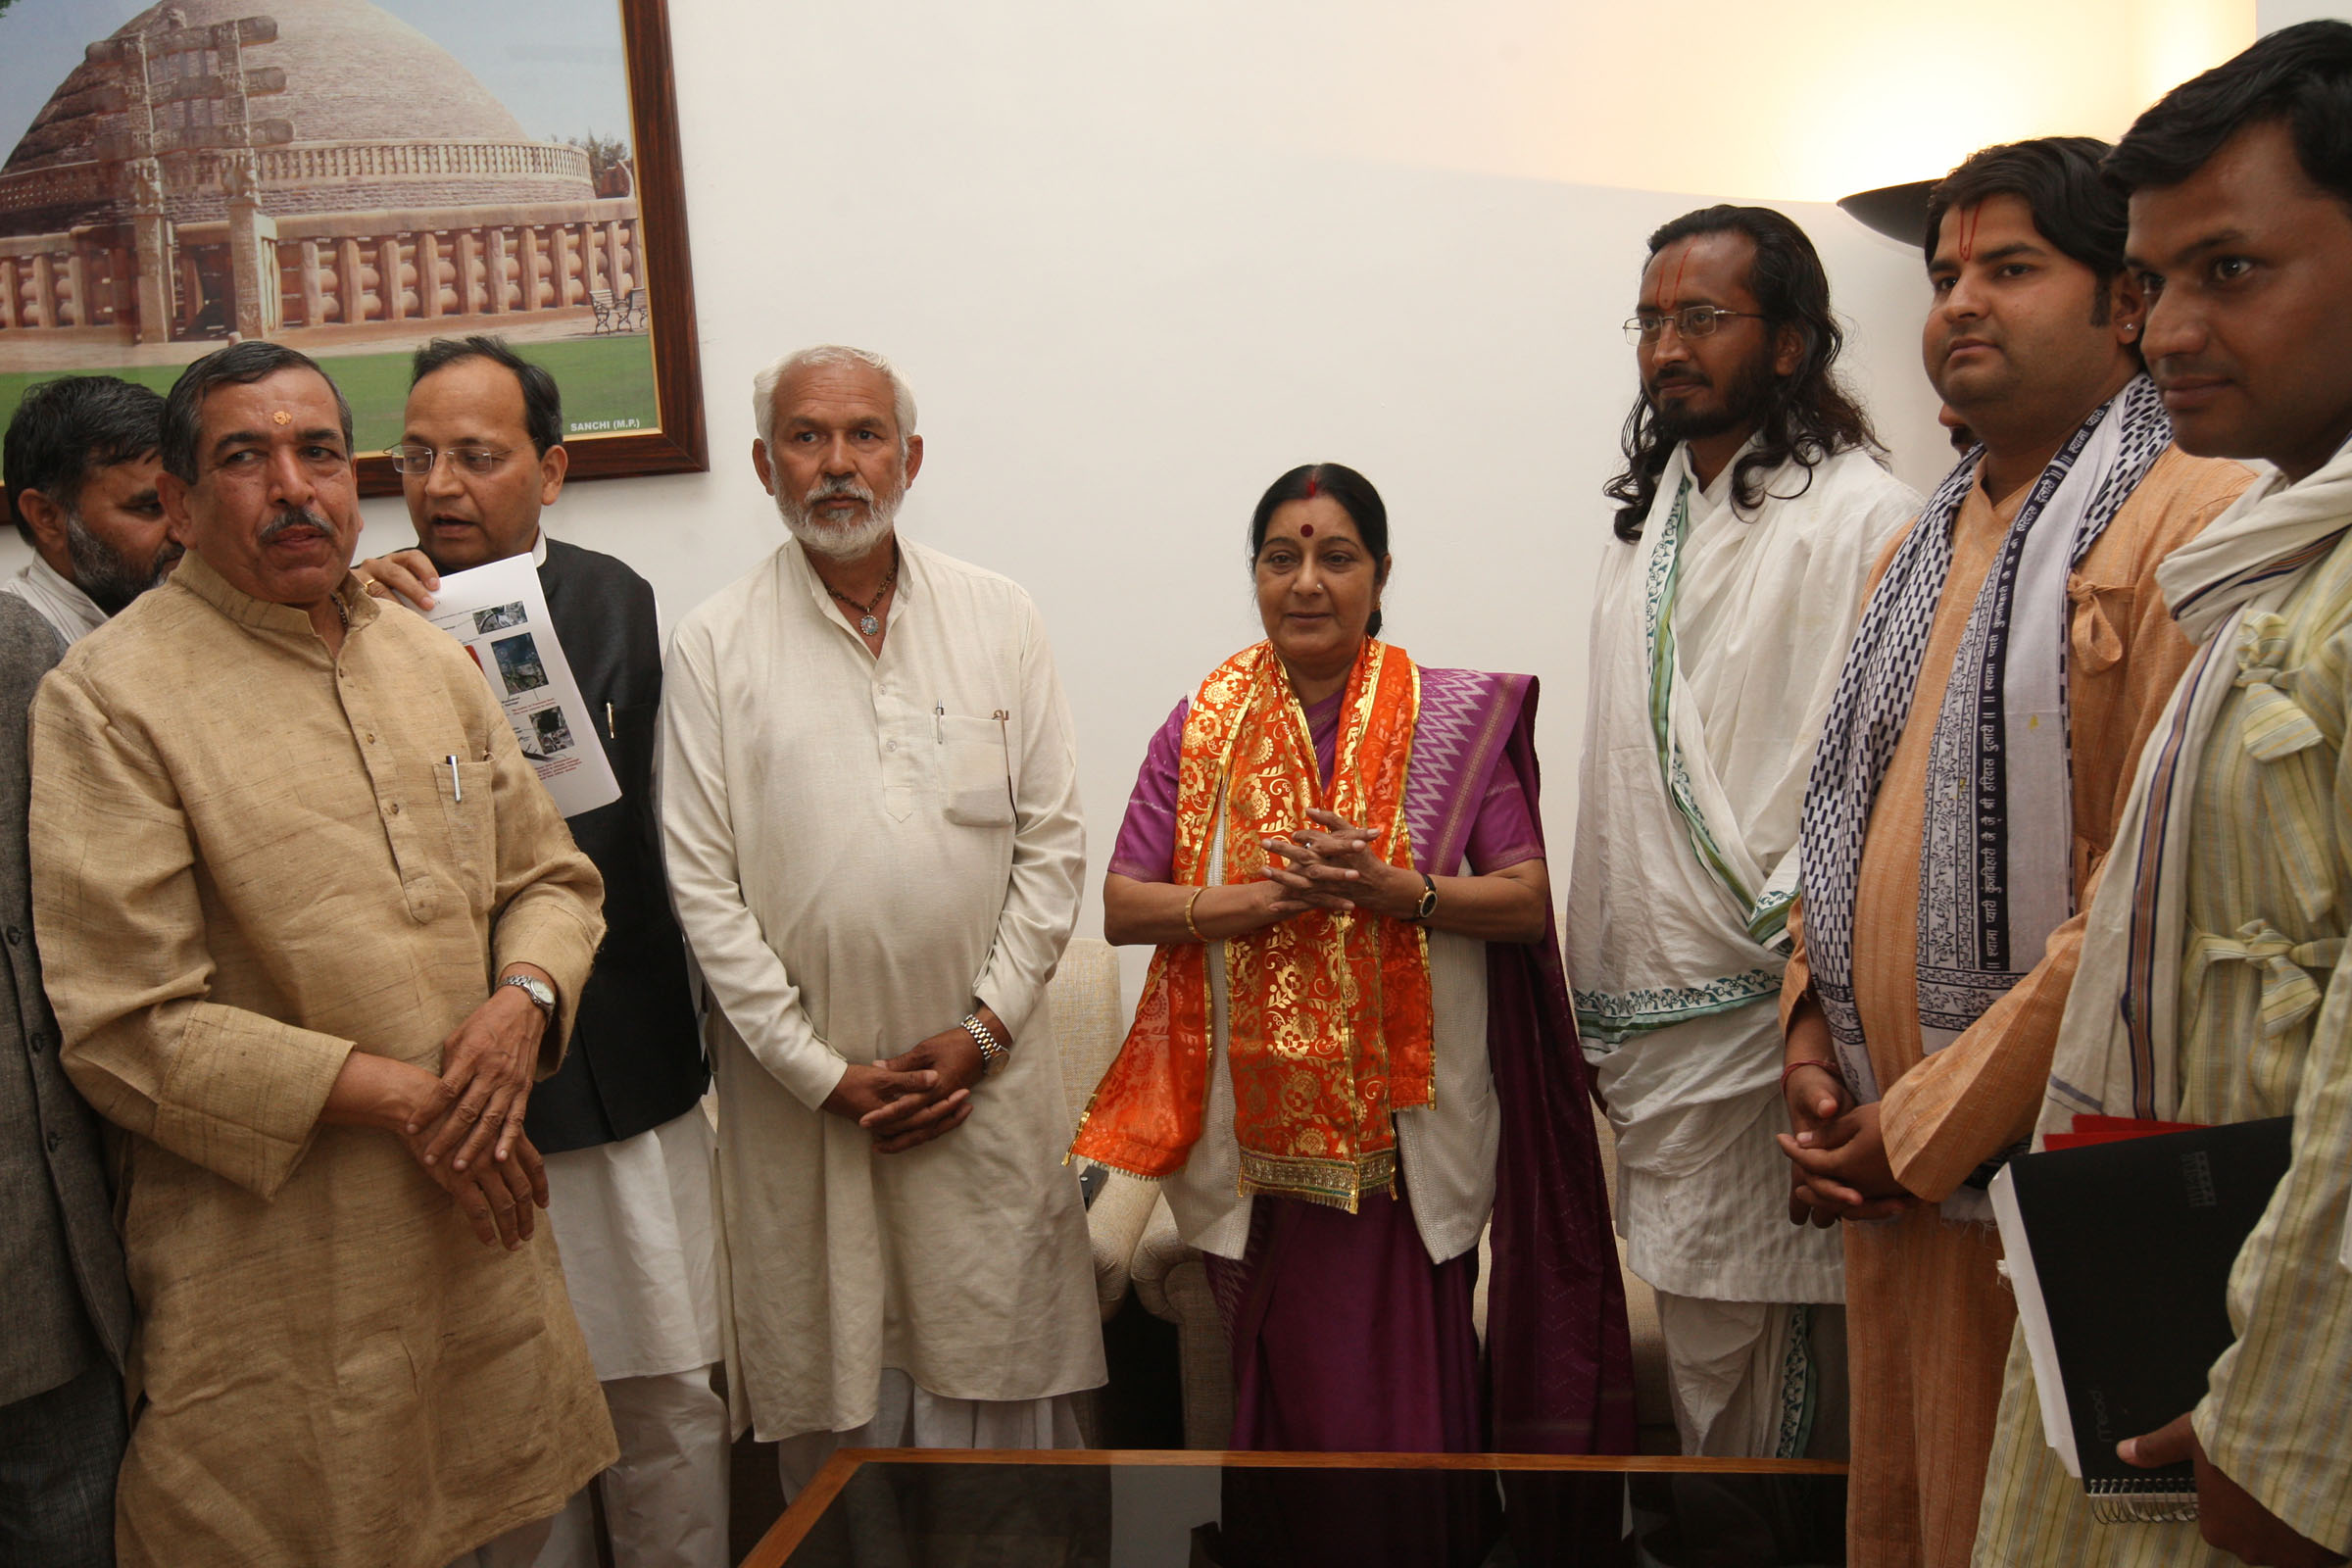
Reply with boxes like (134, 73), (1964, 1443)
(661, 537), (1103, 1441)
(28, 551), (613, 1568)
(1782, 448), (2252, 1568)
(1573, 441), (1916, 1305)
(1974, 462), (2352, 1567)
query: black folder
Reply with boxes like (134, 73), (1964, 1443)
(1990, 1116), (2294, 1523)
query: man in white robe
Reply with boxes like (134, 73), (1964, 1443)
(662, 345), (1102, 1494)
(1569, 207), (1917, 1457)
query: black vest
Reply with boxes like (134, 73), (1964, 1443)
(523, 537), (707, 1153)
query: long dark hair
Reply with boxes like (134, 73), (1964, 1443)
(1249, 462), (1391, 639)
(1603, 206), (1879, 541)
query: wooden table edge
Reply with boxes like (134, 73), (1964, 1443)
(738, 1447), (1847, 1565)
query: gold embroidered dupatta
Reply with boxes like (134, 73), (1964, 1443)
(1072, 639), (1434, 1210)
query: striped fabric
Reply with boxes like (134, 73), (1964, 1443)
(1973, 532), (2352, 1566)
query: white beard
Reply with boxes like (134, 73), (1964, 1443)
(774, 480), (901, 562)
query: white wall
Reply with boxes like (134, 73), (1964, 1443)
(9, 0), (2260, 966)
(467, 4), (1972, 960)
(2262, 0), (2352, 28)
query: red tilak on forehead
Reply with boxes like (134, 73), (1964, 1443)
(1958, 204), (1982, 263)
(1666, 241), (1691, 308)
(1300, 521), (1316, 537)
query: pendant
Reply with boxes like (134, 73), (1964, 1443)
(859, 614), (880, 636)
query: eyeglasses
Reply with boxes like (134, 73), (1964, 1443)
(385, 444), (514, 476)
(1623, 306), (1767, 345)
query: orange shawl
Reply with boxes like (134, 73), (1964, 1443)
(1072, 639), (1434, 1210)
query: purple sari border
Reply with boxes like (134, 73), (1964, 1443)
(1405, 666), (1534, 877)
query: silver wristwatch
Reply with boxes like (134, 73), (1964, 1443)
(500, 973), (557, 1017)
(960, 1012), (1008, 1075)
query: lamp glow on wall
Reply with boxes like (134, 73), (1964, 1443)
(1822, 0), (2252, 245)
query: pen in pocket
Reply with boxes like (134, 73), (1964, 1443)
(934, 703), (945, 743)
(445, 755), (463, 802)
(606, 702), (615, 740)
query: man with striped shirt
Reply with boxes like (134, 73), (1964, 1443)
(1973, 24), (2352, 1567)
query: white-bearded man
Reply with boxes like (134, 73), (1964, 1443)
(661, 345), (1102, 1494)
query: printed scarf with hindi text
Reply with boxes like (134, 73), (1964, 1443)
(1799, 376), (2173, 1214)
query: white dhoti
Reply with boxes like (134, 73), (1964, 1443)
(773, 1369), (1086, 1499)
(1653, 1293), (1848, 1459)
(532, 1108), (729, 1568)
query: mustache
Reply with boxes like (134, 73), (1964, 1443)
(1647, 369), (1709, 394)
(2149, 353), (2229, 383)
(804, 477), (875, 508)
(258, 507), (332, 543)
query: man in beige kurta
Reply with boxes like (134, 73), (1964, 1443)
(30, 343), (613, 1568)
(1777, 143), (2251, 1568)
(662, 346), (1101, 1494)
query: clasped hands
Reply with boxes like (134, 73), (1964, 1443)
(821, 1008), (1008, 1154)
(330, 970), (554, 1250)
(1777, 1004), (1915, 1228)
(1255, 808), (1417, 921)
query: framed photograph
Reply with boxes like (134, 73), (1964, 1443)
(0, 0), (707, 495)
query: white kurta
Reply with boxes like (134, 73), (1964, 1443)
(660, 537), (1103, 1440)
(1569, 442), (1916, 1303)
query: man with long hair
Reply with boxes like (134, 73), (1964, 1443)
(1975, 24), (2352, 1568)
(1778, 139), (2252, 1567)
(1570, 206), (1917, 1462)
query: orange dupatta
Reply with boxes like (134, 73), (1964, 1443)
(1071, 639), (1434, 1211)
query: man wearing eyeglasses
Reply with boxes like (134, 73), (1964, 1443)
(1569, 206), (1917, 1472)
(1777, 139), (2252, 1568)
(360, 337), (726, 1568)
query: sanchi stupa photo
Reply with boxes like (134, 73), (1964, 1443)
(0, 0), (648, 363)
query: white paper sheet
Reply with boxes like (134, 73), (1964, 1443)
(422, 554), (620, 818)
(1989, 1164), (2082, 1478)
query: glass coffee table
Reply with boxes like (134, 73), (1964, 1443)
(743, 1448), (1847, 1566)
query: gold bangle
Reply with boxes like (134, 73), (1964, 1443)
(1184, 887), (1208, 942)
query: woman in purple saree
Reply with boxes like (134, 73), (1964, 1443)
(1080, 465), (1633, 1525)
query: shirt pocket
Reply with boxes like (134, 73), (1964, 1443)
(433, 753), (499, 910)
(938, 713), (1014, 827)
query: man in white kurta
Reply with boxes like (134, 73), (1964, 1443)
(1568, 208), (1917, 1457)
(661, 347), (1102, 1493)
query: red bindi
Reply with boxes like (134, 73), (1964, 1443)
(1299, 521), (1315, 537)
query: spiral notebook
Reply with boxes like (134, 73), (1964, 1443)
(1989, 1115), (2294, 1524)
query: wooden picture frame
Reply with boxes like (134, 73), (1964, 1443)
(354, 0), (707, 496)
(0, 0), (707, 497)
